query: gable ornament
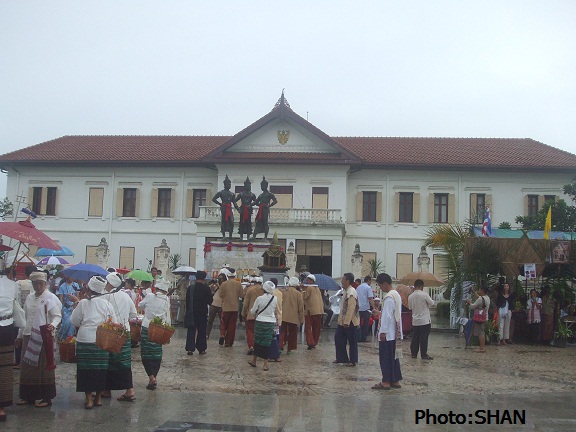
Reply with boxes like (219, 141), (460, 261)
(277, 130), (290, 145)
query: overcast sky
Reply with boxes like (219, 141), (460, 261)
(1, 1), (575, 200)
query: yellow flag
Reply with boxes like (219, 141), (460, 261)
(544, 207), (552, 239)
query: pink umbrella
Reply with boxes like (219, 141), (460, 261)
(0, 219), (59, 249)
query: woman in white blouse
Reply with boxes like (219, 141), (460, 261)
(138, 278), (171, 390)
(70, 276), (117, 409)
(248, 281), (278, 371)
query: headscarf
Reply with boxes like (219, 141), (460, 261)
(263, 281), (276, 294)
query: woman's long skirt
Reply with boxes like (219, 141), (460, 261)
(57, 306), (75, 341)
(253, 321), (275, 360)
(106, 337), (133, 390)
(76, 342), (109, 392)
(0, 324), (15, 407)
(542, 314), (554, 341)
(140, 326), (162, 377)
(19, 335), (57, 402)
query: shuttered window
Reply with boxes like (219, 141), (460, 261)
(527, 195), (539, 217)
(396, 253), (413, 279)
(398, 192), (413, 223)
(29, 186), (58, 216)
(119, 246), (135, 269)
(157, 188), (172, 218)
(193, 189), (207, 218)
(270, 186), (293, 208)
(123, 188), (137, 217)
(88, 188), (104, 217)
(434, 193), (449, 223)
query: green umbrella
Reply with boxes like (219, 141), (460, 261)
(126, 269), (154, 282)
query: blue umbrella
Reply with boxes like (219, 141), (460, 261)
(312, 274), (340, 291)
(35, 246), (75, 257)
(60, 263), (108, 282)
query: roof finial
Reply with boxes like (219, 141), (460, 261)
(273, 90), (290, 111)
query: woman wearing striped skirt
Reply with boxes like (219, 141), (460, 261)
(248, 281), (278, 372)
(70, 276), (117, 409)
(138, 279), (171, 390)
(0, 268), (19, 421)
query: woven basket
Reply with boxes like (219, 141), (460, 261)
(130, 321), (141, 343)
(59, 342), (76, 363)
(147, 322), (175, 345)
(96, 325), (128, 353)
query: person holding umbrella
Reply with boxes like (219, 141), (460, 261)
(16, 272), (62, 408)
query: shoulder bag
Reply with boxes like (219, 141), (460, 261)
(473, 296), (487, 323)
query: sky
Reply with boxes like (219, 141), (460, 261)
(1, 1), (575, 200)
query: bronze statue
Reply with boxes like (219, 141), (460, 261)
(235, 177), (256, 240)
(212, 175), (235, 240)
(252, 176), (277, 240)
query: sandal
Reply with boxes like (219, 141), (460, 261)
(84, 403), (93, 410)
(473, 349), (486, 353)
(248, 361), (257, 368)
(391, 383), (402, 389)
(346, 363), (356, 367)
(270, 359), (282, 362)
(117, 394), (136, 402)
(34, 400), (52, 408)
(371, 382), (391, 390)
(263, 367), (269, 371)
(146, 383), (156, 391)
(16, 400), (31, 405)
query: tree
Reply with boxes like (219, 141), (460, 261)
(498, 221), (511, 229)
(515, 199), (576, 232)
(0, 198), (13, 220)
(367, 258), (384, 278)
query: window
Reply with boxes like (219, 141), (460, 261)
(544, 195), (556, 203)
(398, 192), (413, 223)
(85, 246), (99, 265)
(527, 195), (539, 218)
(362, 192), (377, 222)
(396, 253), (413, 279)
(88, 188), (104, 217)
(361, 252), (377, 280)
(157, 188), (172, 218)
(434, 193), (449, 223)
(475, 194), (485, 223)
(31, 187), (42, 214)
(192, 189), (207, 218)
(270, 186), (293, 208)
(433, 254), (449, 280)
(189, 248), (197, 268)
(123, 188), (137, 217)
(45, 187), (57, 216)
(119, 246), (135, 270)
(312, 187), (328, 208)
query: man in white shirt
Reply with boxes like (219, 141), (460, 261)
(372, 273), (402, 390)
(407, 279), (435, 360)
(356, 276), (375, 342)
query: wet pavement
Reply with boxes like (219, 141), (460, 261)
(4, 324), (576, 431)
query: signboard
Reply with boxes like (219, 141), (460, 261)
(524, 263), (536, 279)
(551, 240), (570, 264)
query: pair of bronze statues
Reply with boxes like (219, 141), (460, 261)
(212, 175), (278, 241)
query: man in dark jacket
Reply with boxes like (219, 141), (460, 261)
(185, 271), (213, 355)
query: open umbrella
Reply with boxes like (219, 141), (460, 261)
(395, 284), (413, 309)
(0, 220), (59, 250)
(312, 274), (341, 291)
(37, 256), (69, 266)
(115, 267), (131, 275)
(126, 269), (154, 282)
(0, 244), (13, 252)
(61, 263), (108, 282)
(5, 252), (38, 265)
(35, 246), (75, 257)
(172, 266), (197, 276)
(398, 271), (444, 287)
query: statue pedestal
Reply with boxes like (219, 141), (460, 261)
(204, 241), (270, 276)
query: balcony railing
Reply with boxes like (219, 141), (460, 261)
(197, 206), (342, 225)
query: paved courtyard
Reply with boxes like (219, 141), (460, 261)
(5, 325), (576, 431)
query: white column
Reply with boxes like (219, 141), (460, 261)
(331, 239), (342, 277)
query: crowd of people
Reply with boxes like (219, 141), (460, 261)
(0, 256), (456, 420)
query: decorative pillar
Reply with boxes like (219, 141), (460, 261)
(417, 246), (430, 273)
(155, 239), (171, 277)
(95, 237), (110, 269)
(351, 243), (363, 279)
(285, 241), (297, 278)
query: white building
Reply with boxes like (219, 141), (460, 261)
(1, 94), (575, 279)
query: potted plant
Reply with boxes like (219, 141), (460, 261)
(555, 321), (573, 348)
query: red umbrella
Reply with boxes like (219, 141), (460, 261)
(0, 219), (59, 250)
(116, 267), (131, 275)
(0, 244), (13, 251)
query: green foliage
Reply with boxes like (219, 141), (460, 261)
(0, 198), (13, 220)
(367, 258), (384, 278)
(484, 319), (498, 341)
(498, 221), (512, 229)
(168, 254), (182, 271)
(515, 199), (576, 232)
(555, 321), (573, 339)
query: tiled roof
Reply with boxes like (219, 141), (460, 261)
(1, 135), (576, 170)
(334, 137), (576, 170)
(0, 136), (228, 164)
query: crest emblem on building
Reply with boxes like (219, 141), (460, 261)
(277, 130), (290, 145)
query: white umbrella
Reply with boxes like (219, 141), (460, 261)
(172, 266), (197, 275)
(37, 256), (69, 266)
